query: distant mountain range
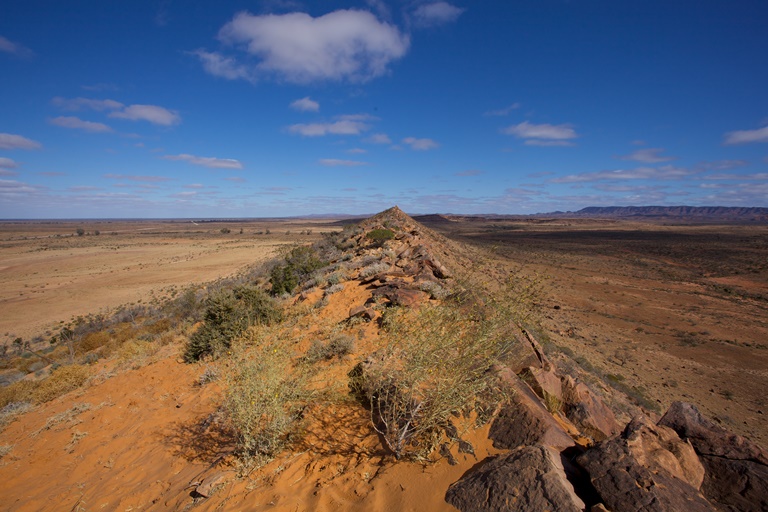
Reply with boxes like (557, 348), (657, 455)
(555, 206), (768, 221)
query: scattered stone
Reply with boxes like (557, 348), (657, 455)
(576, 415), (713, 511)
(348, 306), (376, 322)
(489, 367), (575, 451)
(659, 401), (768, 511)
(194, 470), (231, 498)
(445, 445), (585, 512)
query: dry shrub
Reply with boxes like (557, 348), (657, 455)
(79, 331), (111, 353)
(0, 381), (36, 410)
(225, 341), (312, 467)
(350, 301), (511, 459)
(116, 340), (158, 368)
(32, 364), (91, 404)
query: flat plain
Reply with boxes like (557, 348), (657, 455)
(421, 216), (768, 446)
(0, 219), (329, 342)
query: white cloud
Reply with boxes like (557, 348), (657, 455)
(620, 147), (675, 163)
(0, 35), (33, 58)
(290, 96), (320, 112)
(412, 2), (465, 27)
(49, 116), (113, 133)
(103, 173), (172, 182)
(402, 137), (439, 150)
(191, 50), (254, 81)
(214, 10), (410, 83)
(723, 125), (768, 145)
(0, 133), (42, 150)
(163, 154), (243, 169)
(502, 121), (578, 141)
(524, 140), (574, 147)
(365, 133), (391, 144)
(0, 157), (18, 169)
(551, 165), (696, 183)
(110, 104), (181, 126)
(347, 148), (367, 154)
(484, 103), (520, 116)
(319, 158), (368, 166)
(288, 118), (370, 136)
(52, 97), (124, 111)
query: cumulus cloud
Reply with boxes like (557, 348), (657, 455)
(365, 133), (391, 144)
(191, 50), (254, 81)
(619, 147), (675, 163)
(484, 103), (520, 116)
(288, 118), (370, 136)
(49, 116), (113, 133)
(412, 2), (464, 27)
(502, 121), (578, 142)
(163, 154), (243, 169)
(402, 137), (439, 150)
(551, 165), (696, 183)
(319, 158), (368, 166)
(0, 35), (34, 58)
(0, 133), (42, 150)
(52, 97), (123, 111)
(290, 96), (320, 112)
(110, 104), (181, 126)
(209, 9), (410, 83)
(723, 125), (768, 145)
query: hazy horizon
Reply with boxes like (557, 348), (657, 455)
(2, 1), (767, 218)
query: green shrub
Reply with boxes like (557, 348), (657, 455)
(305, 335), (355, 363)
(366, 228), (395, 247)
(269, 246), (327, 296)
(183, 286), (281, 362)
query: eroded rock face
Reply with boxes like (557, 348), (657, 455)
(659, 401), (768, 512)
(561, 375), (621, 442)
(576, 415), (713, 511)
(489, 367), (575, 451)
(445, 445), (585, 512)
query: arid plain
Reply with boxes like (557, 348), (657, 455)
(0, 213), (767, 510)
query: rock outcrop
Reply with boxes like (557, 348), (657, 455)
(576, 415), (713, 511)
(659, 401), (768, 512)
(445, 445), (585, 512)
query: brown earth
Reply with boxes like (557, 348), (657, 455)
(421, 216), (768, 446)
(0, 219), (330, 342)
(1, 211), (766, 510)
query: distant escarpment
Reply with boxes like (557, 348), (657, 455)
(567, 205), (768, 222)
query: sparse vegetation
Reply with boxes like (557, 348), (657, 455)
(269, 246), (327, 295)
(366, 228), (395, 247)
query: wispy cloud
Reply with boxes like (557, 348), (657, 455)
(484, 103), (520, 117)
(103, 173), (172, 182)
(110, 104), (181, 126)
(412, 2), (465, 27)
(191, 50), (254, 81)
(402, 137), (439, 150)
(162, 154), (243, 169)
(455, 169), (483, 176)
(723, 125), (768, 145)
(0, 157), (19, 169)
(619, 147), (675, 163)
(0, 35), (34, 58)
(288, 117), (371, 136)
(49, 116), (113, 133)
(290, 96), (320, 112)
(365, 133), (391, 144)
(347, 148), (367, 154)
(319, 158), (368, 166)
(0, 133), (42, 150)
(201, 10), (410, 83)
(52, 97), (123, 111)
(551, 165), (696, 183)
(502, 121), (578, 145)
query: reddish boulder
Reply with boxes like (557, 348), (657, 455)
(561, 376), (621, 442)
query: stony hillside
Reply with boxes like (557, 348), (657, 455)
(0, 207), (765, 511)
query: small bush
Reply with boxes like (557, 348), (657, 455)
(418, 280), (450, 300)
(225, 345), (311, 464)
(366, 228), (395, 247)
(270, 246), (327, 296)
(305, 335), (355, 362)
(359, 261), (390, 279)
(325, 283), (344, 295)
(184, 286), (281, 362)
(32, 364), (91, 404)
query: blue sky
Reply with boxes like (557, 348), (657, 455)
(1, 0), (767, 218)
